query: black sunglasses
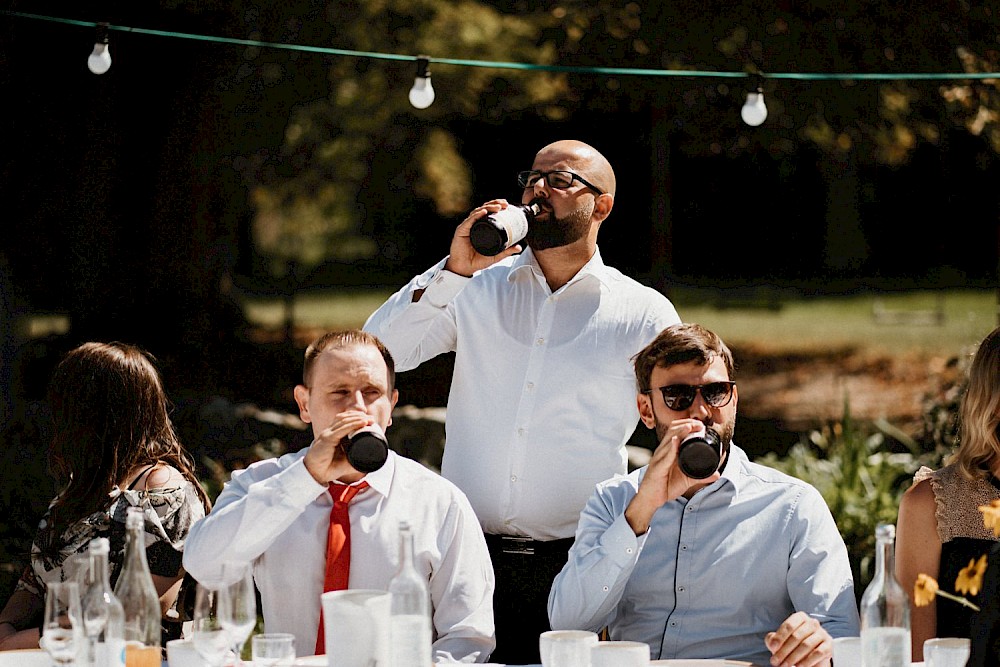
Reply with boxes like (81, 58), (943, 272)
(644, 381), (736, 411)
(517, 170), (604, 195)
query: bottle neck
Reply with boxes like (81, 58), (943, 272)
(91, 550), (113, 590)
(873, 536), (894, 583)
(398, 529), (414, 572)
(124, 522), (150, 571)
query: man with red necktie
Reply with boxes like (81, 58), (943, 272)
(183, 330), (495, 663)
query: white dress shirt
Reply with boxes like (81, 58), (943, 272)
(182, 450), (495, 663)
(364, 248), (680, 540)
(548, 445), (861, 663)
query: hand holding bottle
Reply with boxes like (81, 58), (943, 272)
(445, 200), (525, 277)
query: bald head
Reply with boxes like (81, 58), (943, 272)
(535, 140), (616, 197)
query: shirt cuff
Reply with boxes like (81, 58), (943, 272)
(421, 266), (470, 308)
(599, 513), (642, 567)
(279, 457), (331, 506)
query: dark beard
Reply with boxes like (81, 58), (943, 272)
(525, 206), (591, 251)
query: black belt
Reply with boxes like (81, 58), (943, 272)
(485, 533), (575, 556)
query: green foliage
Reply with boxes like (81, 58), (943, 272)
(756, 398), (938, 593)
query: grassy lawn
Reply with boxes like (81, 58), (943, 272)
(244, 287), (998, 358)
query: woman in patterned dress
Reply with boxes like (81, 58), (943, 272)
(0, 341), (211, 650)
(896, 325), (1000, 661)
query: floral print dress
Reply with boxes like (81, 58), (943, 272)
(15, 470), (206, 642)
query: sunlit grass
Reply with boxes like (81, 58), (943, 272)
(243, 287), (997, 358)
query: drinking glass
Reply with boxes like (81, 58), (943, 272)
(219, 561), (257, 665)
(251, 632), (296, 666)
(40, 581), (83, 666)
(191, 583), (232, 667)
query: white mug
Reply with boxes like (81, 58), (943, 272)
(923, 637), (971, 667)
(832, 636), (862, 666)
(320, 589), (391, 667)
(590, 640), (650, 667)
(539, 630), (599, 667)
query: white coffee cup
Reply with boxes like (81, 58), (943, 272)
(539, 630), (599, 667)
(166, 638), (207, 667)
(832, 636), (861, 666)
(923, 637), (971, 667)
(590, 640), (650, 667)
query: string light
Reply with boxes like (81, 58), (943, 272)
(87, 22), (112, 75)
(7, 10), (1000, 116)
(741, 75), (767, 126)
(408, 55), (435, 109)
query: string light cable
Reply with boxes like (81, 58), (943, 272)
(5, 10), (1000, 118)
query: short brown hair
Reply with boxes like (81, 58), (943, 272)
(302, 329), (396, 391)
(633, 323), (735, 392)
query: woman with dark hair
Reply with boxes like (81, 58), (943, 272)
(0, 341), (211, 650)
(896, 325), (1000, 661)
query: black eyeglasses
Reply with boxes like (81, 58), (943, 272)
(644, 381), (736, 411)
(517, 170), (604, 195)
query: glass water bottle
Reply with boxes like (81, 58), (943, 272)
(388, 521), (432, 667)
(860, 523), (911, 667)
(82, 537), (126, 667)
(114, 507), (162, 667)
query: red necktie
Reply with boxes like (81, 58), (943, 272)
(315, 480), (369, 655)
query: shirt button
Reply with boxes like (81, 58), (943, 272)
(626, 548), (634, 554)
(677, 586), (685, 592)
(526, 382), (534, 390)
(686, 505), (694, 512)
(670, 621), (677, 627)
(602, 586), (609, 592)
(536, 338), (545, 345)
(681, 545), (688, 550)
(510, 475), (517, 482)
(517, 428), (525, 436)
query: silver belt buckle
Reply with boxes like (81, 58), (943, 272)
(501, 536), (535, 555)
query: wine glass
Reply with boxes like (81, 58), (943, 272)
(40, 581), (83, 666)
(218, 561), (257, 665)
(191, 583), (232, 667)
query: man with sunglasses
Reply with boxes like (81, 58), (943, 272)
(364, 140), (680, 662)
(549, 323), (859, 667)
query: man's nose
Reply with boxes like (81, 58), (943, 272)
(532, 178), (550, 198)
(688, 391), (713, 418)
(348, 390), (366, 409)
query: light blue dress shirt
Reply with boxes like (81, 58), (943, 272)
(548, 444), (860, 664)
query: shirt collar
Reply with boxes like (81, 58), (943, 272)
(356, 449), (395, 498)
(506, 246), (614, 289)
(716, 443), (749, 497)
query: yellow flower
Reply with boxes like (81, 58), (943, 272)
(979, 499), (1000, 537)
(955, 555), (988, 597)
(914, 574), (939, 607)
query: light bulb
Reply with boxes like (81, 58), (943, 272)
(408, 55), (434, 109)
(88, 24), (112, 75)
(741, 90), (767, 126)
(88, 43), (111, 74)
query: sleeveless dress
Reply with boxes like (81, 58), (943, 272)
(914, 464), (1000, 640)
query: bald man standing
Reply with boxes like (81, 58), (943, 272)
(365, 140), (681, 662)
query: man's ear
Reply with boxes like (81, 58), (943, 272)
(591, 193), (614, 224)
(293, 385), (311, 423)
(637, 392), (656, 429)
(388, 389), (399, 427)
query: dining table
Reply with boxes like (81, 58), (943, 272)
(0, 648), (931, 666)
